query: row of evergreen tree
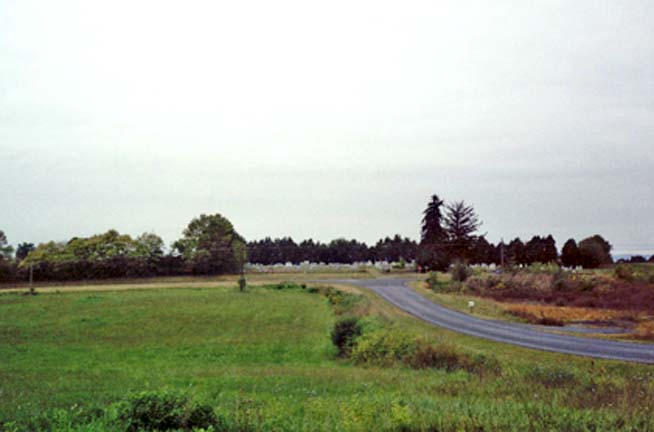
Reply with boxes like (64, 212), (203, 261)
(245, 234), (563, 267)
(415, 194), (616, 270)
(247, 236), (418, 265)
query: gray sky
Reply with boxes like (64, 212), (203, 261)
(1, 0), (653, 254)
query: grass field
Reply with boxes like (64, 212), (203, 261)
(1, 278), (653, 431)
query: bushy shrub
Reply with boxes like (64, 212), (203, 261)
(426, 272), (460, 293)
(351, 330), (417, 366)
(426, 271), (438, 288)
(268, 282), (303, 290)
(325, 289), (362, 315)
(467, 353), (502, 376)
(331, 317), (362, 357)
(406, 340), (463, 371)
(614, 264), (635, 282)
(117, 391), (227, 431)
(550, 268), (569, 291)
(406, 340), (501, 375)
(449, 261), (472, 282)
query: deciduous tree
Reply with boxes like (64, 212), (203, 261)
(578, 235), (613, 268)
(0, 230), (14, 260)
(173, 213), (246, 275)
(15, 242), (35, 262)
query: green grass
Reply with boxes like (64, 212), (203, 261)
(1, 281), (653, 431)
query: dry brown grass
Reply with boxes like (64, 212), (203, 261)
(503, 303), (654, 340)
(504, 304), (644, 323)
(632, 321), (654, 340)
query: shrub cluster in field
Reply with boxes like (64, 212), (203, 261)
(325, 282), (502, 376)
(6, 367), (653, 432)
(7, 378), (654, 432)
(1, 391), (227, 432)
(117, 391), (226, 431)
(348, 328), (501, 375)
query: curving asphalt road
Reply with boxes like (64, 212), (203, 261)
(338, 278), (654, 364)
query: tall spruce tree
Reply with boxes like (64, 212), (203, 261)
(443, 201), (481, 260)
(418, 195), (450, 270)
(421, 195), (446, 244)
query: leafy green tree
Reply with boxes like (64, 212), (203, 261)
(0, 230), (14, 260)
(0, 230), (15, 282)
(578, 235), (613, 268)
(173, 213), (246, 275)
(135, 232), (165, 258)
(15, 242), (35, 262)
(443, 201), (481, 260)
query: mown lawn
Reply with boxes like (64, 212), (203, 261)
(1, 283), (653, 431)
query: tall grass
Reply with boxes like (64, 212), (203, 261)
(1, 283), (653, 431)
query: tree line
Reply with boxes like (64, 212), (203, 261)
(416, 194), (618, 270)
(0, 214), (247, 283)
(247, 235), (418, 265)
(0, 194), (641, 283)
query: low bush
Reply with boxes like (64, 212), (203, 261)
(267, 282), (303, 290)
(117, 391), (227, 431)
(406, 340), (464, 371)
(523, 263), (561, 274)
(426, 272), (460, 293)
(331, 317), (362, 357)
(449, 261), (472, 282)
(614, 264), (635, 282)
(407, 340), (501, 375)
(550, 268), (569, 291)
(350, 330), (501, 376)
(426, 272), (440, 289)
(351, 330), (417, 367)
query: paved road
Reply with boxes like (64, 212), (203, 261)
(339, 278), (654, 364)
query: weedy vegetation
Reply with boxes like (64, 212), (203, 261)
(1, 277), (653, 431)
(424, 263), (654, 340)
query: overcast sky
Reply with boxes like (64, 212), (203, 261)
(1, 0), (653, 254)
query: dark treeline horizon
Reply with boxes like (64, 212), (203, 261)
(1, 226), (604, 284)
(246, 234), (566, 266)
(1, 192), (650, 283)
